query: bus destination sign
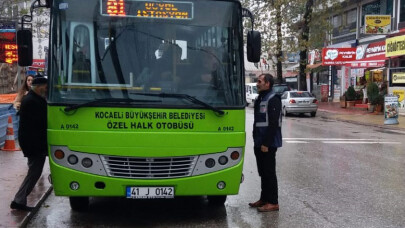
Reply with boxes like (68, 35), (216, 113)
(101, 0), (193, 19)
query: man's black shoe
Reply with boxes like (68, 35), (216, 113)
(10, 201), (34, 211)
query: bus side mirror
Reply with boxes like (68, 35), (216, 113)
(17, 30), (33, 67)
(247, 31), (261, 63)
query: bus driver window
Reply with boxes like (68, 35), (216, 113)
(72, 25), (91, 83)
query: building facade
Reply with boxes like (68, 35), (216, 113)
(317, 0), (405, 112)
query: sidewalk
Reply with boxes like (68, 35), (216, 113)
(317, 101), (405, 130)
(0, 144), (52, 228)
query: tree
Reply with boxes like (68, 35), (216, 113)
(242, 0), (340, 89)
(297, 1), (342, 91)
(298, 0), (314, 91)
(0, 0), (29, 20)
(241, 0), (289, 82)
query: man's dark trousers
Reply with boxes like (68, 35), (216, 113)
(254, 146), (278, 204)
(13, 155), (46, 205)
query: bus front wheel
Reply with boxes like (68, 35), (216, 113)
(69, 196), (89, 211)
(207, 195), (227, 205)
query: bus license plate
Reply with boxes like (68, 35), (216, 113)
(126, 187), (174, 199)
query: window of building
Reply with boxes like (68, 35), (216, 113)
(346, 9), (357, 25)
(362, 0), (381, 25)
(333, 15), (342, 28)
(400, 0), (405, 22)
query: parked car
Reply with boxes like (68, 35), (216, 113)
(245, 83), (258, 106)
(273, 84), (291, 96)
(281, 91), (318, 117)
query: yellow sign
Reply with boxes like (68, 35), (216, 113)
(365, 15), (391, 34)
(102, 0), (193, 19)
(392, 72), (405, 84)
(393, 90), (404, 102)
(386, 35), (405, 57)
(365, 71), (370, 81)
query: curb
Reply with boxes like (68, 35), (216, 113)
(318, 110), (405, 131)
(20, 186), (53, 228)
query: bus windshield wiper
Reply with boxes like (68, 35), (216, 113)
(132, 93), (225, 116)
(64, 98), (161, 112)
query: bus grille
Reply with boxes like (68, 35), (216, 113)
(101, 155), (198, 179)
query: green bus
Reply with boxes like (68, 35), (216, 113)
(18, 0), (261, 210)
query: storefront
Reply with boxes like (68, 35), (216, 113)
(322, 47), (357, 102)
(345, 40), (387, 96)
(386, 31), (405, 113)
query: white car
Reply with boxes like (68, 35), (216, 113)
(245, 83), (258, 106)
(281, 91), (318, 117)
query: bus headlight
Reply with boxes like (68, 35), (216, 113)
(218, 156), (228, 165)
(205, 158), (215, 168)
(81, 158), (93, 168)
(67, 155), (78, 165)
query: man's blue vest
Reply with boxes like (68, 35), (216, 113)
(253, 91), (282, 148)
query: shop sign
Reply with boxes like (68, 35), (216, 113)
(347, 61), (385, 68)
(322, 48), (356, 65)
(365, 41), (385, 57)
(32, 59), (46, 68)
(393, 90), (404, 102)
(365, 71), (370, 81)
(384, 95), (399, 125)
(364, 15), (391, 34)
(392, 72), (405, 84)
(308, 49), (320, 64)
(386, 35), (405, 57)
(356, 41), (386, 60)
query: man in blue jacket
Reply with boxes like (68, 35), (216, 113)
(10, 76), (48, 211)
(249, 73), (282, 212)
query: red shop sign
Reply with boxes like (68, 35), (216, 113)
(32, 59), (45, 68)
(322, 48), (356, 66)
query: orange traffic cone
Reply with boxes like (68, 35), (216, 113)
(1, 115), (20, 151)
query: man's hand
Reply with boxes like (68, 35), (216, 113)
(261, 145), (269, 153)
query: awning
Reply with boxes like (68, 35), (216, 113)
(345, 54), (386, 68)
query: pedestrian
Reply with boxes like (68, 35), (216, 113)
(13, 74), (34, 111)
(10, 76), (48, 211)
(249, 73), (282, 212)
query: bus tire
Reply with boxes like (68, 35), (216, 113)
(69, 196), (89, 211)
(207, 195), (227, 205)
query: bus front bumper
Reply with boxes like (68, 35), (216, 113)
(49, 160), (244, 197)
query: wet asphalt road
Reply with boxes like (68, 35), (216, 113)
(28, 108), (405, 227)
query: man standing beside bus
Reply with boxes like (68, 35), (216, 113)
(10, 76), (48, 211)
(249, 73), (282, 212)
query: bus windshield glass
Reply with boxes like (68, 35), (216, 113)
(48, 0), (244, 108)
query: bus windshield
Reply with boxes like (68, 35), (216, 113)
(48, 0), (244, 108)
